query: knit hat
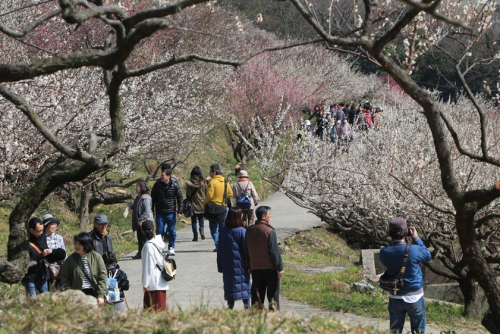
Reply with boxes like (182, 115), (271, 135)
(94, 214), (108, 224)
(388, 218), (407, 232)
(42, 214), (60, 226)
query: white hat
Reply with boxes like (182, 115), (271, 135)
(304, 120), (311, 126)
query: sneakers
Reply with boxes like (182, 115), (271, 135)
(168, 247), (175, 256)
(132, 253), (141, 260)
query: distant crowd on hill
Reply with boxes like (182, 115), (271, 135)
(297, 101), (383, 147)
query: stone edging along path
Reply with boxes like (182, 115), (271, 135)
(118, 191), (441, 333)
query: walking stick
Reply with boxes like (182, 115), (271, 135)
(123, 291), (131, 310)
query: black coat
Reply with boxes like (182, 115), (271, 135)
(151, 177), (183, 215)
(24, 233), (49, 282)
(89, 229), (114, 256)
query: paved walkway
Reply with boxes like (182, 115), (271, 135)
(119, 191), (441, 333)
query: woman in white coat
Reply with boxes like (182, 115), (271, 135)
(141, 220), (169, 311)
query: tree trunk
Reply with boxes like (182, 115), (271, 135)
(79, 179), (92, 232)
(0, 159), (98, 283)
(456, 206), (500, 328)
(458, 274), (481, 319)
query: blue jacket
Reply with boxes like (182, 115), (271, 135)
(379, 238), (431, 295)
(217, 226), (251, 301)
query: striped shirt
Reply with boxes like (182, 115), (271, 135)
(80, 255), (93, 290)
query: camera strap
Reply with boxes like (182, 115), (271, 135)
(397, 243), (410, 287)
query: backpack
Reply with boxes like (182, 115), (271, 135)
(236, 182), (252, 209)
(105, 269), (121, 303)
(151, 243), (177, 281)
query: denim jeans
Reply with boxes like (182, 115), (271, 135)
(191, 214), (204, 233)
(388, 296), (426, 334)
(24, 280), (49, 297)
(209, 207), (228, 248)
(156, 213), (176, 249)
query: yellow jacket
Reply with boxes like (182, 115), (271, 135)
(203, 175), (233, 208)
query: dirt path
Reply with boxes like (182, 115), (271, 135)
(119, 191), (441, 333)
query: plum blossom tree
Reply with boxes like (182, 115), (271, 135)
(224, 44), (376, 165)
(0, 0), (273, 284)
(258, 0), (500, 330)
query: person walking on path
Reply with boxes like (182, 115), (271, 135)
(141, 220), (169, 311)
(130, 181), (153, 259)
(379, 218), (431, 334)
(232, 170), (259, 227)
(246, 206), (284, 310)
(23, 217), (51, 296)
(185, 166), (207, 241)
(60, 232), (107, 305)
(203, 164), (233, 252)
(151, 168), (183, 256)
(89, 214), (114, 256)
(217, 208), (251, 309)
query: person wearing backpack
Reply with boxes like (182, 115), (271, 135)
(185, 166), (207, 241)
(232, 170), (259, 227)
(141, 219), (169, 311)
(102, 252), (130, 311)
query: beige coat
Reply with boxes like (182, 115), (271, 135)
(232, 180), (259, 210)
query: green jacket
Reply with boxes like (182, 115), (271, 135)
(60, 251), (107, 298)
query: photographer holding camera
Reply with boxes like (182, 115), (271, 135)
(379, 218), (432, 334)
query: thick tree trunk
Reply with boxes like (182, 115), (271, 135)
(456, 206), (500, 328)
(79, 179), (92, 232)
(0, 160), (98, 283)
(458, 274), (481, 319)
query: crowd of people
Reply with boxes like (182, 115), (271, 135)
(22, 162), (282, 313)
(22, 158), (431, 333)
(298, 101), (384, 147)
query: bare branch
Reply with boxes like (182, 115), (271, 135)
(398, 0), (472, 31)
(0, 8), (62, 38)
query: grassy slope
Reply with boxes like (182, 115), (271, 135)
(280, 226), (485, 334)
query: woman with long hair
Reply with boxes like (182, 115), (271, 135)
(217, 208), (251, 309)
(141, 219), (169, 311)
(185, 166), (207, 241)
(130, 181), (153, 259)
(60, 233), (107, 305)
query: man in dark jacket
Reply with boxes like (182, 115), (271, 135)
(23, 217), (51, 296)
(89, 214), (114, 256)
(151, 168), (183, 256)
(245, 206), (284, 310)
(379, 218), (431, 334)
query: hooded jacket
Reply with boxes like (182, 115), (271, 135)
(141, 235), (169, 291)
(202, 175), (233, 208)
(186, 175), (207, 214)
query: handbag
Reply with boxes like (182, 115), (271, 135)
(150, 243), (177, 282)
(182, 187), (198, 218)
(379, 243), (410, 295)
(48, 263), (61, 279)
(203, 180), (228, 221)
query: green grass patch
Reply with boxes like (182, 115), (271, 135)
(280, 226), (484, 333)
(0, 291), (385, 333)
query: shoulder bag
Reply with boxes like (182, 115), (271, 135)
(236, 182), (252, 209)
(204, 180), (228, 221)
(379, 243), (410, 295)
